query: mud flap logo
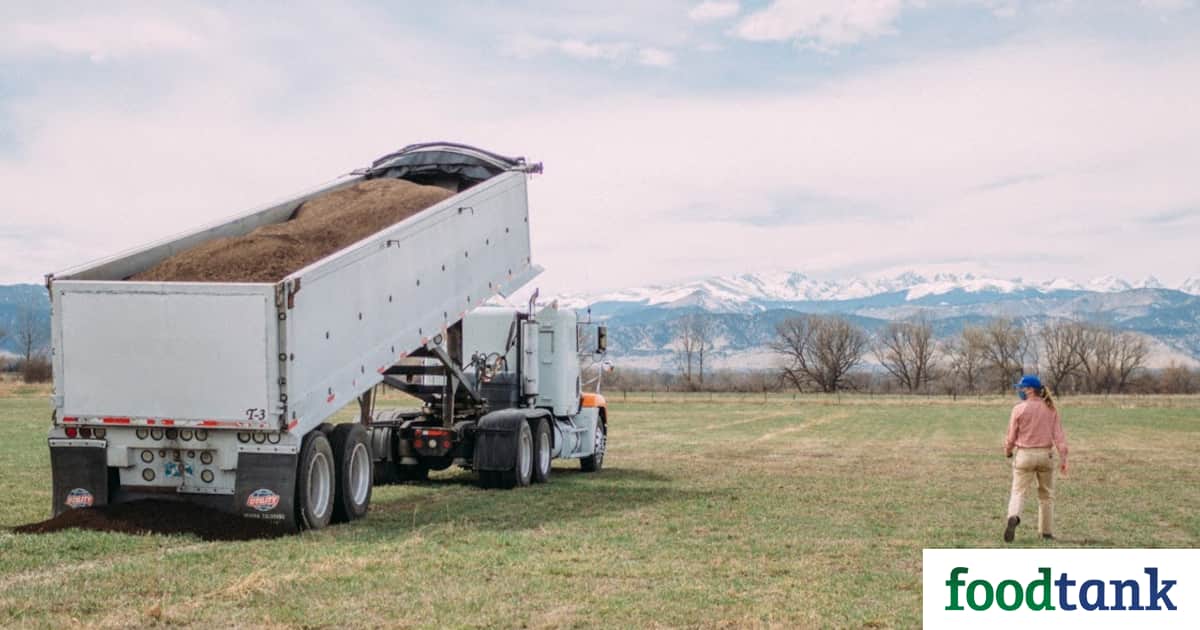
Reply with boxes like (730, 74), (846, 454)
(65, 488), (94, 509)
(246, 488), (280, 512)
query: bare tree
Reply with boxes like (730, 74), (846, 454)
(873, 315), (938, 392)
(979, 318), (1030, 392)
(1112, 332), (1150, 392)
(15, 296), (46, 363)
(1038, 320), (1087, 393)
(1160, 362), (1199, 394)
(772, 315), (867, 393)
(947, 326), (987, 394)
(692, 315), (714, 390)
(672, 315), (697, 389)
(1074, 325), (1149, 393)
(672, 313), (714, 391)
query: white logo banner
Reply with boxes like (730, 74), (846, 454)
(923, 549), (1200, 629)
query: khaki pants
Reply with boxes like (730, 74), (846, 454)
(1006, 447), (1055, 535)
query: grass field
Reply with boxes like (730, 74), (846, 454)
(1, 389), (1197, 628)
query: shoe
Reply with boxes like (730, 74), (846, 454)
(1042, 534), (1055, 540)
(1004, 516), (1020, 543)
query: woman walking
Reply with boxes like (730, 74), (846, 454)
(1003, 375), (1069, 543)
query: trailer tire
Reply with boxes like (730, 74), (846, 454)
(531, 417), (551, 484)
(580, 417), (606, 473)
(296, 431), (335, 530)
(330, 424), (372, 523)
(496, 421), (534, 489)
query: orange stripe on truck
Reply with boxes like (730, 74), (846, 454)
(580, 393), (607, 409)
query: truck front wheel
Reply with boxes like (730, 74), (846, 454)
(296, 431), (335, 530)
(532, 417), (551, 484)
(330, 423), (373, 523)
(580, 419), (606, 473)
(495, 421), (533, 489)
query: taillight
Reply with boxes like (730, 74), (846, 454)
(64, 426), (78, 438)
(79, 427), (93, 439)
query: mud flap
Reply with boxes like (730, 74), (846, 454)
(473, 409), (528, 472)
(233, 452), (300, 532)
(49, 440), (109, 517)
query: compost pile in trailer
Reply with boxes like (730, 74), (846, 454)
(11, 500), (288, 541)
(130, 178), (455, 283)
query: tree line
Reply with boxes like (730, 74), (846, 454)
(650, 312), (1196, 395)
(0, 294), (52, 383)
(772, 314), (1157, 395)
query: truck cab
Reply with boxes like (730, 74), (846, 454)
(370, 301), (609, 488)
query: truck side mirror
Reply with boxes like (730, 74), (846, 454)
(596, 326), (607, 354)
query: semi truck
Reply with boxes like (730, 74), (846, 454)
(44, 142), (610, 532)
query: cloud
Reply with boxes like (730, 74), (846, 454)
(735, 0), (908, 49)
(688, 1), (741, 21)
(0, 13), (216, 61)
(638, 47), (677, 67)
(2, 3), (1200, 293)
(556, 39), (633, 61)
(1141, 207), (1200, 225)
(505, 35), (674, 66)
(1139, 0), (1195, 10)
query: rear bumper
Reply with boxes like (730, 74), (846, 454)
(48, 441), (300, 531)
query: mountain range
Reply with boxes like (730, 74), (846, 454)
(555, 272), (1200, 371)
(560, 272), (1200, 313)
(4, 273), (1199, 371)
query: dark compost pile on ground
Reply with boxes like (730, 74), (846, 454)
(11, 500), (288, 541)
(130, 178), (455, 283)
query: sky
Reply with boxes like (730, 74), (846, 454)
(1, 1), (1199, 294)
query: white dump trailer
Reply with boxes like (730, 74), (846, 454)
(45, 143), (610, 531)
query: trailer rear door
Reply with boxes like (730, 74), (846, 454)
(52, 282), (280, 425)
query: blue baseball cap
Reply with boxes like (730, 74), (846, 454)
(1015, 375), (1043, 390)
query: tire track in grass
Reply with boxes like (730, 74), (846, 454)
(754, 411), (848, 443)
(702, 409), (805, 431)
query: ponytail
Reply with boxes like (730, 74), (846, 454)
(1037, 386), (1056, 411)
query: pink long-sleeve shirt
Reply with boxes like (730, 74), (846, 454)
(1005, 398), (1069, 463)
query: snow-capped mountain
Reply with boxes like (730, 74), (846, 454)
(1180, 277), (1200, 296)
(1087, 275), (1132, 293)
(552, 271), (1200, 370)
(564, 271), (1196, 314)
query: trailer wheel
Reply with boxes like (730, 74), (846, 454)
(296, 430), (335, 530)
(330, 424), (372, 523)
(496, 421), (534, 489)
(531, 417), (551, 484)
(580, 419), (606, 473)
